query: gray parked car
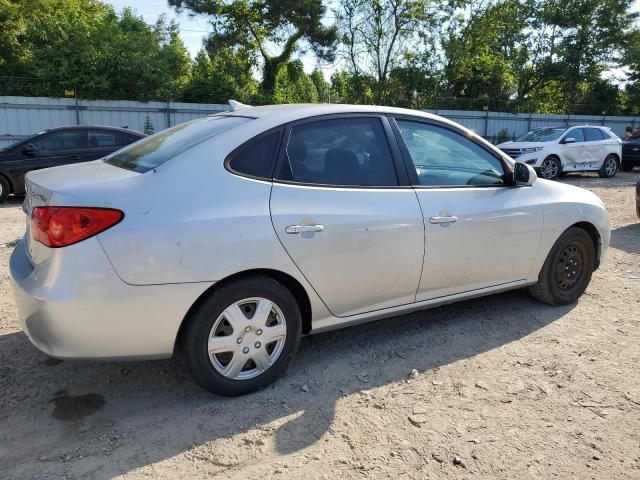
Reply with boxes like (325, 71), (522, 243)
(10, 104), (610, 396)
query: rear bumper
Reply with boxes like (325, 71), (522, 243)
(9, 238), (212, 360)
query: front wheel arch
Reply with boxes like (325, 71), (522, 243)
(538, 155), (562, 180)
(571, 221), (601, 270)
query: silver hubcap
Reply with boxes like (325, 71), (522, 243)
(605, 157), (617, 176)
(540, 159), (558, 179)
(208, 297), (286, 380)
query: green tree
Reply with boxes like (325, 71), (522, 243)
(181, 48), (258, 103)
(168, 0), (337, 98)
(272, 60), (318, 103)
(0, 1), (192, 100)
(310, 69), (331, 102)
(442, 0), (530, 110)
(337, 0), (439, 104)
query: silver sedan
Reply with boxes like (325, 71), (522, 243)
(10, 103), (610, 396)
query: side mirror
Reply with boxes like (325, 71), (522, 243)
(563, 137), (576, 144)
(514, 162), (537, 186)
(21, 143), (36, 156)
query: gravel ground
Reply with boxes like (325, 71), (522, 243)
(0, 171), (639, 480)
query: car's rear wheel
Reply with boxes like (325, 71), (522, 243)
(182, 276), (302, 396)
(0, 175), (9, 203)
(621, 162), (634, 172)
(539, 156), (561, 180)
(529, 227), (595, 305)
(598, 154), (618, 178)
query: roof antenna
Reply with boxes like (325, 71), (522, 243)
(228, 99), (252, 112)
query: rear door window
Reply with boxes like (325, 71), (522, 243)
(105, 116), (250, 173)
(277, 117), (398, 187)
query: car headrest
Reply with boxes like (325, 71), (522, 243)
(324, 148), (360, 185)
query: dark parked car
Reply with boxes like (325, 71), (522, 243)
(0, 125), (145, 202)
(636, 179), (640, 218)
(621, 138), (640, 171)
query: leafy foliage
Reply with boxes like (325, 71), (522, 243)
(1, 0), (640, 114)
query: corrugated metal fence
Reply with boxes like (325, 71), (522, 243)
(0, 96), (229, 148)
(423, 109), (640, 142)
(3, 95), (640, 148)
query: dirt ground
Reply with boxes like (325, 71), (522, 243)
(0, 171), (639, 480)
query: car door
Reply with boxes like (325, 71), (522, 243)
(582, 127), (607, 168)
(270, 115), (425, 317)
(6, 129), (88, 191)
(390, 116), (543, 301)
(560, 127), (586, 170)
(623, 138), (640, 162)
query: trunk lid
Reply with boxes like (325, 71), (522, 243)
(24, 160), (140, 265)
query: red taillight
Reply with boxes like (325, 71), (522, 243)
(31, 207), (124, 248)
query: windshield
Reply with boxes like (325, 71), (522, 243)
(104, 115), (250, 172)
(516, 128), (566, 142)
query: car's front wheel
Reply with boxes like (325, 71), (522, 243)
(182, 276), (302, 396)
(621, 162), (634, 172)
(538, 156), (561, 180)
(598, 154), (618, 178)
(529, 227), (595, 305)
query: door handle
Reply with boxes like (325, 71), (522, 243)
(285, 224), (324, 234)
(429, 215), (458, 224)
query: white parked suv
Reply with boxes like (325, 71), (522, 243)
(497, 126), (622, 180)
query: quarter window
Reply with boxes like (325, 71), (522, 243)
(396, 120), (505, 187)
(583, 128), (604, 142)
(278, 117), (398, 187)
(228, 132), (280, 179)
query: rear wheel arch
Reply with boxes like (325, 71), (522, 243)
(175, 268), (313, 352)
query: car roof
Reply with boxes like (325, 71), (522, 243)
(219, 103), (464, 130)
(43, 125), (145, 136)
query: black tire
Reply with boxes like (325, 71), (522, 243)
(182, 276), (302, 396)
(539, 156), (561, 180)
(621, 162), (634, 172)
(598, 154), (618, 178)
(0, 175), (9, 203)
(529, 227), (595, 305)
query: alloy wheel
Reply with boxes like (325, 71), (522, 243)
(540, 158), (559, 179)
(207, 297), (287, 380)
(605, 157), (617, 177)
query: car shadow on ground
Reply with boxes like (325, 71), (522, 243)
(0, 196), (23, 209)
(610, 223), (640, 255)
(0, 289), (573, 478)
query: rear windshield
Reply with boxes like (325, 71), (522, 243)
(516, 128), (566, 142)
(104, 115), (250, 172)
